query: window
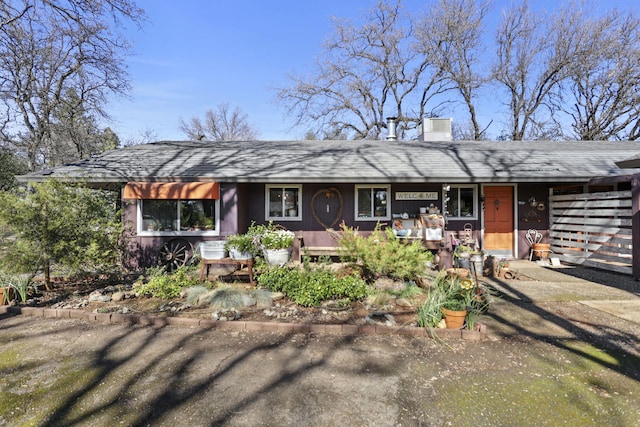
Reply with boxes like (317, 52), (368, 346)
(139, 199), (219, 235)
(266, 185), (301, 220)
(446, 185), (477, 219)
(355, 185), (390, 220)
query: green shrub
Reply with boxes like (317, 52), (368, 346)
(257, 264), (370, 307)
(133, 265), (203, 299)
(392, 283), (423, 299)
(368, 282), (423, 307)
(336, 223), (434, 282)
(0, 179), (125, 290)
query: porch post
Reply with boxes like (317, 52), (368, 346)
(632, 177), (640, 279)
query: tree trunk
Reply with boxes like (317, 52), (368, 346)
(44, 259), (51, 291)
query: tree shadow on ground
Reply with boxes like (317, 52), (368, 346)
(36, 323), (373, 426)
(551, 266), (640, 295)
(485, 277), (640, 384)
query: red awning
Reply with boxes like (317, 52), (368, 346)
(123, 182), (219, 200)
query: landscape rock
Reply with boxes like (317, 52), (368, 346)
(396, 298), (413, 308)
(212, 308), (241, 321)
(365, 312), (396, 326)
(270, 292), (285, 301)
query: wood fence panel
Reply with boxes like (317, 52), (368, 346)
(549, 190), (632, 275)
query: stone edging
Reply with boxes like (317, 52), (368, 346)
(0, 305), (487, 340)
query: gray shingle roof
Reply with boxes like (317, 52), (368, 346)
(18, 139), (640, 184)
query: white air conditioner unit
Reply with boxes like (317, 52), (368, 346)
(419, 118), (452, 141)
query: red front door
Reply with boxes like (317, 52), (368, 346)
(484, 186), (514, 253)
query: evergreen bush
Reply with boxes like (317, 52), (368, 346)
(336, 222), (434, 282)
(0, 179), (124, 290)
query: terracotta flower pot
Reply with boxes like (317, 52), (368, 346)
(533, 243), (551, 257)
(0, 287), (13, 305)
(442, 308), (467, 329)
(446, 268), (469, 278)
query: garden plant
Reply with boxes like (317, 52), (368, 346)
(336, 222), (434, 282)
(417, 272), (490, 330)
(0, 179), (125, 290)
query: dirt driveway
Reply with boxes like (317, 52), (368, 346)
(1, 262), (639, 426)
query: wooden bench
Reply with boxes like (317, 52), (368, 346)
(199, 257), (255, 285)
(300, 246), (342, 260)
(297, 236), (342, 261)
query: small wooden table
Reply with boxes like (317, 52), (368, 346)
(199, 257), (255, 285)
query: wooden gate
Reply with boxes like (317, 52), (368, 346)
(549, 190), (632, 275)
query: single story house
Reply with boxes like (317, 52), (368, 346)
(18, 136), (640, 270)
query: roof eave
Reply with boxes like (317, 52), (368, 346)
(615, 158), (640, 169)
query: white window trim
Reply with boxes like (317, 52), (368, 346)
(354, 184), (391, 221)
(444, 184), (478, 220)
(265, 185), (302, 221)
(136, 199), (220, 237)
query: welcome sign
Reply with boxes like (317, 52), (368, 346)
(395, 192), (438, 200)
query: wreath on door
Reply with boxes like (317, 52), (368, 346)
(310, 187), (343, 229)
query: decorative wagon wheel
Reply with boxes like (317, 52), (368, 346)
(158, 238), (193, 272)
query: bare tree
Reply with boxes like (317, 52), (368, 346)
(557, 9), (640, 140)
(277, 0), (450, 140)
(0, 2), (32, 28)
(492, 1), (586, 140)
(416, 0), (491, 140)
(0, 0), (144, 171)
(123, 128), (158, 147)
(179, 103), (259, 141)
(278, 0), (640, 142)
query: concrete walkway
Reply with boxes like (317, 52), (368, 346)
(480, 260), (640, 347)
(579, 300), (640, 324)
(495, 260), (640, 320)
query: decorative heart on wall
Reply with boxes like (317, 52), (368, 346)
(311, 188), (343, 229)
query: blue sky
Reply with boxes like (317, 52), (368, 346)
(108, 0), (640, 143)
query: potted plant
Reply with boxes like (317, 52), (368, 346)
(496, 258), (510, 277)
(0, 272), (34, 304)
(454, 244), (475, 269)
(441, 277), (477, 329)
(0, 272), (13, 304)
(257, 223), (295, 266)
(442, 277), (490, 329)
(441, 293), (469, 329)
(226, 234), (255, 260)
(418, 273), (465, 329)
(0, 286), (11, 305)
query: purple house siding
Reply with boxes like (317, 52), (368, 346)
(220, 183), (240, 236)
(515, 182), (552, 259)
(116, 179), (590, 269)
